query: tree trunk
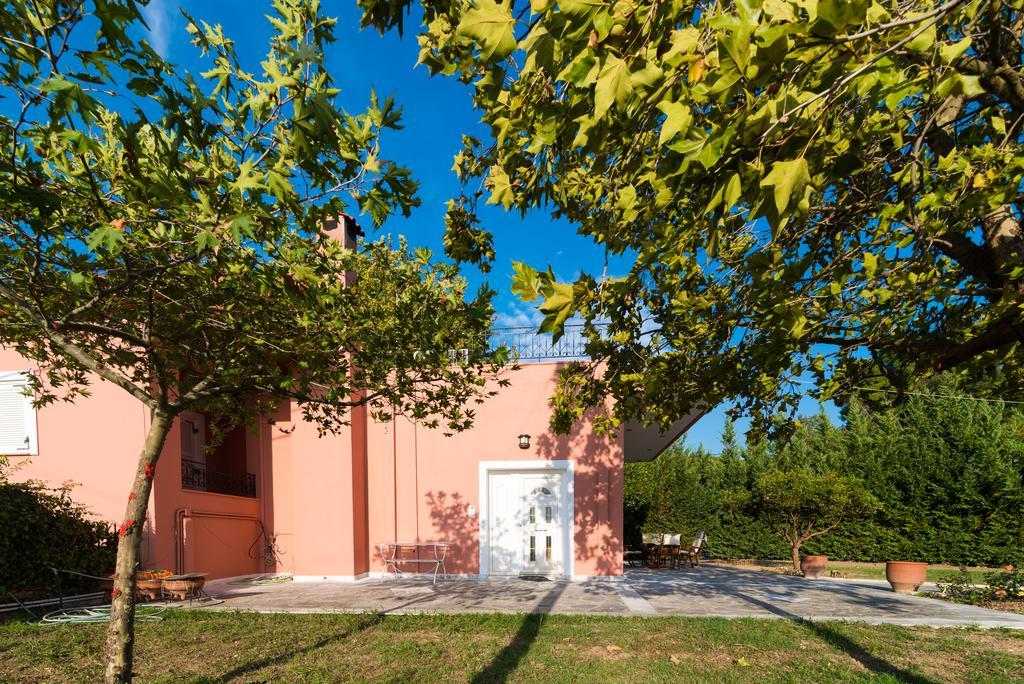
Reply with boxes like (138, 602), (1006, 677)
(103, 409), (174, 683)
(790, 541), (802, 573)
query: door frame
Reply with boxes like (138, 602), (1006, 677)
(478, 460), (574, 579)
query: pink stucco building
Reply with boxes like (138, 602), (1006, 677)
(0, 226), (698, 582)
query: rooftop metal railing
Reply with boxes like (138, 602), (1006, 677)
(488, 324), (597, 361)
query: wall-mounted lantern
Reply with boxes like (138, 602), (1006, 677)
(518, 434), (531, 450)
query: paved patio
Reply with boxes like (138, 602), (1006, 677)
(202, 565), (1024, 629)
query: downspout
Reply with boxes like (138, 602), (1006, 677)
(414, 421), (419, 542)
(392, 415), (398, 541)
(174, 508), (188, 574)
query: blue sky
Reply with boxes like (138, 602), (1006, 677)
(146, 0), (837, 452)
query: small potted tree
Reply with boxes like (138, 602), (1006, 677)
(754, 470), (876, 577)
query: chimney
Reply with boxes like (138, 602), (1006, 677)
(323, 214), (363, 250)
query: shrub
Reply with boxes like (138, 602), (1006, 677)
(936, 566), (1024, 605)
(0, 459), (116, 595)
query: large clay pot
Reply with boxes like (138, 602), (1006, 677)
(136, 577), (164, 601)
(801, 555), (828, 579)
(886, 561), (928, 594)
(161, 573), (207, 600)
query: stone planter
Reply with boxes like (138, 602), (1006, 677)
(136, 570), (172, 600)
(886, 561), (928, 594)
(161, 573), (208, 601)
(136, 577), (164, 601)
(800, 555), (828, 579)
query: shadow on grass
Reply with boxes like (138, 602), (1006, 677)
(732, 590), (934, 683)
(211, 612), (384, 683)
(470, 580), (567, 684)
(470, 613), (544, 684)
(801, 621), (934, 684)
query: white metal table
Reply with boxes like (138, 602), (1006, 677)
(376, 541), (452, 583)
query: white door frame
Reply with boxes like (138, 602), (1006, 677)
(478, 460), (574, 579)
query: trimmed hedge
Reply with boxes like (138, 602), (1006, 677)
(0, 461), (116, 595)
(626, 381), (1024, 567)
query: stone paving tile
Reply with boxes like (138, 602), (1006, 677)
(206, 576), (629, 616)
(202, 566), (1024, 629)
(625, 565), (1024, 627)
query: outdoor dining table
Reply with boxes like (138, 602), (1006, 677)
(376, 541), (453, 583)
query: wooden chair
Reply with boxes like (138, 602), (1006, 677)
(641, 532), (663, 567)
(686, 531), (707, 567)
(660, 533), (682, 568)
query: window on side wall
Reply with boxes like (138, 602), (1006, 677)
(0, 371), (38, 456)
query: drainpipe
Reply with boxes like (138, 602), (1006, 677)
(174, 508), (188, 574)
(414, 420), (419, 543)
(392, 415), (398, 540)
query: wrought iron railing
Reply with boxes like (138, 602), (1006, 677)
(488, 324), (597, 361)
(181, 459), (257, 498)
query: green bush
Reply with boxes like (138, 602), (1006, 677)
(625, 378), (1024, 567)
(0, 459), (116, 595)
(937, 566), (1024, 605)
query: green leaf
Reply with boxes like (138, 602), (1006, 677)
(558, 0), (606, 18)
(862, 252), (878, 279)
(486, 166), (514, 208)
(457, 0), (518, 63)
(815, 0), (869, 31)
(594, 55), (632, 119)
(724, 172), (743, 210)
(511, 262), (544, 300)
(538, 281), (575, 340)
(907, 19), (936, 52)
(939, 37), (971, 63)
(557, 49), (598, 86)
(656, 100), (692, 145)
(759, 158), (811, 214)
(664, 27), (701, 66)
(958, 74), (985, 98)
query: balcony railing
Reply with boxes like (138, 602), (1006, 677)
(181, 459), (257, 498)
(488, 324), (597, 361)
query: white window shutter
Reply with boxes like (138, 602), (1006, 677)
(0, 372), (38, 455)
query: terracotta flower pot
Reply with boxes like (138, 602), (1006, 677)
(161, 573), (207, 600)
(136, 577), (164, 601)
(886, 561), (928, 594)
(801, 555), (828, 579)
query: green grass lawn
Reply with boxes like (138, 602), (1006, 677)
(826, 564), (992, 584)
(1, 611), (1022, 683)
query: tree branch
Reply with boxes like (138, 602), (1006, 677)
(0, 283), (159, 408)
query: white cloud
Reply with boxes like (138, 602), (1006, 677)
(492, 301), (544, 328)
(142, 0), (173, 58)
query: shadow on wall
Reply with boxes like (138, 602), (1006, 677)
(423, 491), (477, 575)
(533, 414), (622, 578)
(419, 364), (623, 578)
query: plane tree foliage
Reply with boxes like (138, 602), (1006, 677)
(0, 1), (505, 680)
(361, 0), (1024, 432)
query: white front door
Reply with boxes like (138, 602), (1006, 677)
(487, 471), (566, 576)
